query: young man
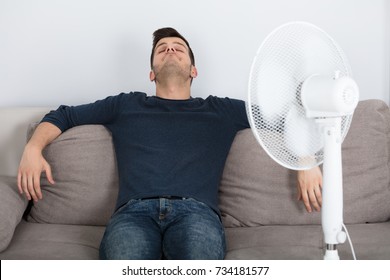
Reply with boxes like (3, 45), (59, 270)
(17, 27), (322, 259)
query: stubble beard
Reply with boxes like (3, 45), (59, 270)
(154, 59), (192, 85)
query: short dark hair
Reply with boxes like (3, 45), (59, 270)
(150, 27), (195, 69)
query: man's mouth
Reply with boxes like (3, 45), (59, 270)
(163, 54), (181, 61)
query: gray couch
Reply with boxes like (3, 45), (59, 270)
(1, 99), (389, 259)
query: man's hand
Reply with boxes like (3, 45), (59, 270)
(16, 122), (61, 201)
(297, 166), (323, 213)
(17, 144), (55, 202)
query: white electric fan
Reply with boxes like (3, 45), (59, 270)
(247, 22), (359, 260)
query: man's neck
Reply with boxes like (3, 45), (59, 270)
(155, 81), (191, 100)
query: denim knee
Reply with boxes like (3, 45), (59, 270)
(99, 199), (162, 260)
(162, 198), (226, 259)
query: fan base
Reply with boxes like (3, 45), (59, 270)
(324, 245), (340, 260)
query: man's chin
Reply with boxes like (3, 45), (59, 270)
(158, 63), (187, 75)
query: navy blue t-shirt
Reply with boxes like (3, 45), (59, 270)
(42, 92), (249, 215)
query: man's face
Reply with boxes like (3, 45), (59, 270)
(150, 37), (197, 83)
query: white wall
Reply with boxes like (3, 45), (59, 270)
(0, 0), (388, 107)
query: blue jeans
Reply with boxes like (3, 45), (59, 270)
(99, 197), (226, 260)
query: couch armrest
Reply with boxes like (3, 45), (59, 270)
(0, 176), (28, 252)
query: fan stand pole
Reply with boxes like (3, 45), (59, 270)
(318, 117), (347, 260)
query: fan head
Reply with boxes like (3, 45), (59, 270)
(247, 22), (356, 170)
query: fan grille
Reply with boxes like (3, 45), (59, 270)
(247, 22), (353, 170)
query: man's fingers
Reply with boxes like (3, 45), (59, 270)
(27, 173), (38, 202)
(310, 190), (321, 212)
(301, 188), (322, 212)
(44, 162), (55, 185)
(315, 187), (322, 207)
(33, 174), (42, 200)
(301, 191), (312, 213)
(17, 171), (23, 194)
(297, 186), (302, 200)
(21, 173), (31, 200)
(19, 169), (44, 201)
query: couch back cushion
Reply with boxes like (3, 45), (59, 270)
(0, 176), (29, 252)
(27, 125), (119, 226)
(219, 99), (390, 227)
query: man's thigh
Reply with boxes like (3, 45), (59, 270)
(163, 198), (226, 260)
(99, 199), (162, 260)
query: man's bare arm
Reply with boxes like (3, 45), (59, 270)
(17, 122), (62, 201)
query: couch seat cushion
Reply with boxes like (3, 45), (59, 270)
(0, 220), (104, 259)
(224, 222), (390, 260)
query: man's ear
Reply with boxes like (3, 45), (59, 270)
(149, 70), (155, 82)
(191, 66), (198, 78)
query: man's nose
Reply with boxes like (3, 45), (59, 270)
(166, 47), (176, 53)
